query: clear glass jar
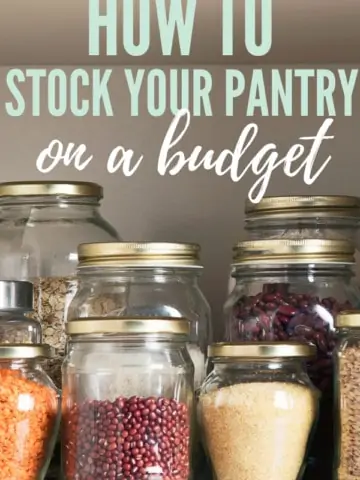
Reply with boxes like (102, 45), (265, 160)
(199, 343), (319, 480)
(227, 195), (360, 294)
(62, 317), (194, 480)
(333, 310), (360, 480)
(0, 280), (41, 343)
(0, 344), (60, 480)
(224, 239), (360, 480)
(68, 242), (211, 391)
(0, 181), (119, 388)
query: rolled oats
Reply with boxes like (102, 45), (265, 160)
(28, 277), (77, 389)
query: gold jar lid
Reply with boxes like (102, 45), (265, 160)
(0, 344), (54, 359)
(208, 342), (316, 359)
(245, 195), (360, 218)
(77, 242), (202, 268)
(66, 317), (190, 336)
(336, 310), (360, 328)
(233, 239), (354, 265)
(0, 181), (103, 199)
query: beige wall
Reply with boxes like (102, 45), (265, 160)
(0, 65), (357, 337)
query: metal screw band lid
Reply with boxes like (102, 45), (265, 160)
(208, 342), (316, 359)
(336, 310), (360, 328)
(0, 344), (54, 359)
(0, 281), (33, 310)
(245, 195), (360, 218)
(66, 317), (190, 336)
(0, 181), (103, 199)
(77, 242), (202, 268)
(233, 239), (355, 265)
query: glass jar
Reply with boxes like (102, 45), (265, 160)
(199, 342), (319, 480)
(246, 195), (360, 274)
(224, 238), (360, 480)
(227, 195), (360, 294)
(0, 181), (119, 388)
(68, 242), (211, 391)
(0, 344), (60, 480)
(333, 310), (360, 479)
(0, 280), (41, 343)
(62, 317), (194, 480)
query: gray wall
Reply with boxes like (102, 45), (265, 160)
(0, 65), (357, 337)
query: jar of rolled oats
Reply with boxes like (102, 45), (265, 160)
(0, 181), (119, 388)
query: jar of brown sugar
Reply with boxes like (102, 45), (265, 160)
(0, 344), (60, 480)
(199, 342), (319, 480)
(62, 317), (194, 480)
(334, 310), (360, 480)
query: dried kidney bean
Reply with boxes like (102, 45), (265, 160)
(63, 395), (191, 480)
(229, 283), (353, 480)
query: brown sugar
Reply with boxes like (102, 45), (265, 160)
(0, 368), (58, 480)
(199, 382), (317, 480)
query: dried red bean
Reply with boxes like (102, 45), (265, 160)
(228, 283), (353, 480)
(63, 395), (191, 480)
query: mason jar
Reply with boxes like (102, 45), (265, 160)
(0, 280), (41, 344)
(333, 310), (360, 479)
(227, 195), (360, 294)
(62, 317), (194, 480)
(224, 238), (360, 480)
(0, 181), (119, 388)
(68, 242), (211, 391)
(0, 344), (60, 480)
(199, 343), (319, 480)
(245, 195), (360, 273)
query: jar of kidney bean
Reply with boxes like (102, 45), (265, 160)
(224, 239), (360, 480)
(62, 317), (194, 480)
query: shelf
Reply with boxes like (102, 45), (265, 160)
(1, 0), (359, 66)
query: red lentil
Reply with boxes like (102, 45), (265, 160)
(0, 368), (58, 480)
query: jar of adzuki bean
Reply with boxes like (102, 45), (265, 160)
(62, 317), (194, 480)
(224, 239), (360, 480)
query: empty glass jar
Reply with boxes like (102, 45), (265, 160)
(224, 238), (360, 480)
(62, 317), (194, 480)
(199, 342), (319, 480)
(68, 242), (211, 390)
(0, 181), (119, 388)
(333, 311), (360, 479)
(0, 344), (60, 480)
(0, 280), (41, 344)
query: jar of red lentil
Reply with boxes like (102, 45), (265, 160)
(68, 242), (211, 391)
(199, 343), (319, 480)
(0, 344), (60, 480)
(224, 238), (360, 480)
(0, 181), (119, 388)
(62, 317), (194, 480)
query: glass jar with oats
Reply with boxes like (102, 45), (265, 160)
(0, 181), (119, 389)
